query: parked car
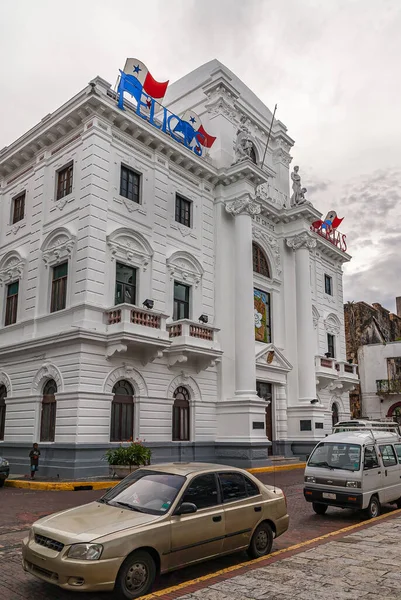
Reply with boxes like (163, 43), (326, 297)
(22, 462), (289, 599)
(0, 456), (10, 487)
(304, 430), (401, 518)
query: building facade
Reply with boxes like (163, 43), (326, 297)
(344, 298), (401, 417)
(0, 60), (357, 477)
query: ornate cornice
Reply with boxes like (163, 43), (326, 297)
(286, 232), (317, 251)
(225, 196), (261, 217)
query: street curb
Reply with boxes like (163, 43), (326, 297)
(4, 462), (306, 491)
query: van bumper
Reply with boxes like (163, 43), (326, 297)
(304, 487), (363, 509)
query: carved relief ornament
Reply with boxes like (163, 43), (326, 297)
(286, 233), (317, 251)
(0, 256), (25, 286)
(225, 197), (261, 217)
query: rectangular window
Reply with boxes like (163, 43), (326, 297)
(115, 263), (137, 306)
(4, 281), (19, 326)
(182, 474), (219, 509)
(327, 333), (335, 358)
(364, 446), (380, 469)
(300, 420), (312, 431)
(379, 444), (397, 467)
(175, 194), (191, 228)
(50, 263), (68, 313)
(12, 192), (25, 224)
(219, 472), (247, 503)
(324, 274), (333, 295)
(254, 289), (271, 343)
(120, 165), (140, 203)
(173, 282), (190, 320)
(315, 422), (324, 429)
(56, 164), (73, 200)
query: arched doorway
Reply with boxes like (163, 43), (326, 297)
(0, 385), (6, 441)
(256, 381), (273, 454)
(332, 402), (339, 427)
(387, 402), (401, 425)
(110, 380), (134, 442)
(172, 387), (190, 441)
(40, 379), (57, 442)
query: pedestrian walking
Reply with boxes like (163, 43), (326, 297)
(29, 443), (40, 479)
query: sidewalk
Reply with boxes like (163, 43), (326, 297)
(142, 511), (401, 600)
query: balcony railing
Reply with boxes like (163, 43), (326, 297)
(167, 321), (214, 341)
(376, 379), (401, 395)
(105, 304), (166, 331)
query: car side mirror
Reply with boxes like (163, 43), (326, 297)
(174, 502), (197, 516)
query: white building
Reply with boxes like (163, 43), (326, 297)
(0, 60), (358, 477)
(359, 342), (401, 423)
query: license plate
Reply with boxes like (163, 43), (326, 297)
(322, 492), (336, 499)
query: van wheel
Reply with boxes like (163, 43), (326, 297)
(395, 498), (401, 509)
(114, 550), (156, 599)
(365, 496), (380, 519)
(312, 502), (327, 515)
(247, 522), (273, 558)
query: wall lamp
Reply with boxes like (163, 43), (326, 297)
(143, 299), (154, 310)
(310, 399), (319, 405)
(199, 314), (209, 324)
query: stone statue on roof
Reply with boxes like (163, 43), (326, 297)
(290, 166), (307, 206)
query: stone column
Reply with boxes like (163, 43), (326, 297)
(225, 196), (261, 397)
(286, 233), (317, 402)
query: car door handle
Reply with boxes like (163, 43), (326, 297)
(385, 470), (388, 476)
(254, 506), (262, 513)
(212, 515), (222, 522)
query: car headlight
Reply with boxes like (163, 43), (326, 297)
(346, 481), (360, 488)
(305, 476), (316, 483)
(28, 528), (35, 542)
(67, 543), (103, 561)
(0, 458), (9, 467)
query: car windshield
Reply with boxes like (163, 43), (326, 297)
(308, 442), (361, 471)
(100, 470), (186, 515)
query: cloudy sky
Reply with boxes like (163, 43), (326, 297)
(1, 0), (400, 311)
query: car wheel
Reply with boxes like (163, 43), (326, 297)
(312, 502), (328, 515)
(114, 550), (156, 600)
(247, 522), (273, 559)
(365, 495), (381, 519)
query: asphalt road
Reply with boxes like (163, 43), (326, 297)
(0, 469), (397, 600)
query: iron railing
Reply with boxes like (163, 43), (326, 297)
(376, 379), (401, 395)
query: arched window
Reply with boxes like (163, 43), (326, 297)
(111, 380), (134, 442)
(0, 385), (7, 441)
(252, 243), (270, 278)
(172, 387), (190, 441)
(249, 145), (257, 164)
(332, 402), (339, 428)
(40, 379), (57, 442)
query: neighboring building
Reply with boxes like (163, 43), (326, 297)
(358, 341), (401, 424)
(344, 299), (401, 417)
(0, 60), (357, 477)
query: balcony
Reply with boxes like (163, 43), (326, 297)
(104, 304), (171, 362)
(376, 379), (401, 395)
(165, 319), (222, 371)
(315, 356), (359, 392)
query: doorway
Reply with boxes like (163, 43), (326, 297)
(256, 381), (273, 455)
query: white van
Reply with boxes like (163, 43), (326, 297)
(333, 419), (401, 436)
(304, 430), (401, 519)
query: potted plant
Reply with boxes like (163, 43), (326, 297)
(105, 439), (152, 479)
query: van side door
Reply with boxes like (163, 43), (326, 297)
(363, 445), (384, 505)
(378, 444), (401, 503)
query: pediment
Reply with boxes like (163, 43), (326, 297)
(255, 343), (292, 373)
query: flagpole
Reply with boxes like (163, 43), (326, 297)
(261, 103), (277, 169)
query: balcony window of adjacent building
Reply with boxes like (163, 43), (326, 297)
(120, 165), (140, 204)
(4, 281), (19, 326)
(115, 263), (137, 306)
(253, 243), (270, 278)
(40, 379), (57, 443)
(56, 164), (73, 200)
(12, 192), (25, 224)
(50, 263), (68, 313)
(254, 288), (271, 343)
(172, 386), (190, 441)
(327, 333), (335, 358)
(110, 380), (134, 442)
(0, 385), (6, 441)
(324, 274), (333, 296)
(173, 282), (190, 320)
(175, 194), (191, 228)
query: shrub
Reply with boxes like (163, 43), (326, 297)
(105, 439), (152, 466)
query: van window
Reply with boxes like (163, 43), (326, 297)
(394, 444), (401, 461)
(379, 445), (398, 467)
(308, 442), (361, 471)
(364, 446), (379, 469)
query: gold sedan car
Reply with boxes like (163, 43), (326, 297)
(22, 463), (289, 599)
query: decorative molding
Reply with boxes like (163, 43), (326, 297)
(225, 196), (261, 217)
(107, 228), (153, 271)
(41, 228), (76, 267)
(272, 147), (292, 167)
(312, 306), (320, 329)
(252, 227), (282, 276)
(324, 313), (341, 335)
(113, 195), (147, 215)
(166, 250), (204, 288)
(31, 363), (64, 394)
(0, 251), (25, 286)
(103, 364), (148, 397)
(167, 374), (201, 402)
(0, 371), (12, 395)
(55, 195), (75, 211)
(286, 232), (317, 251)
